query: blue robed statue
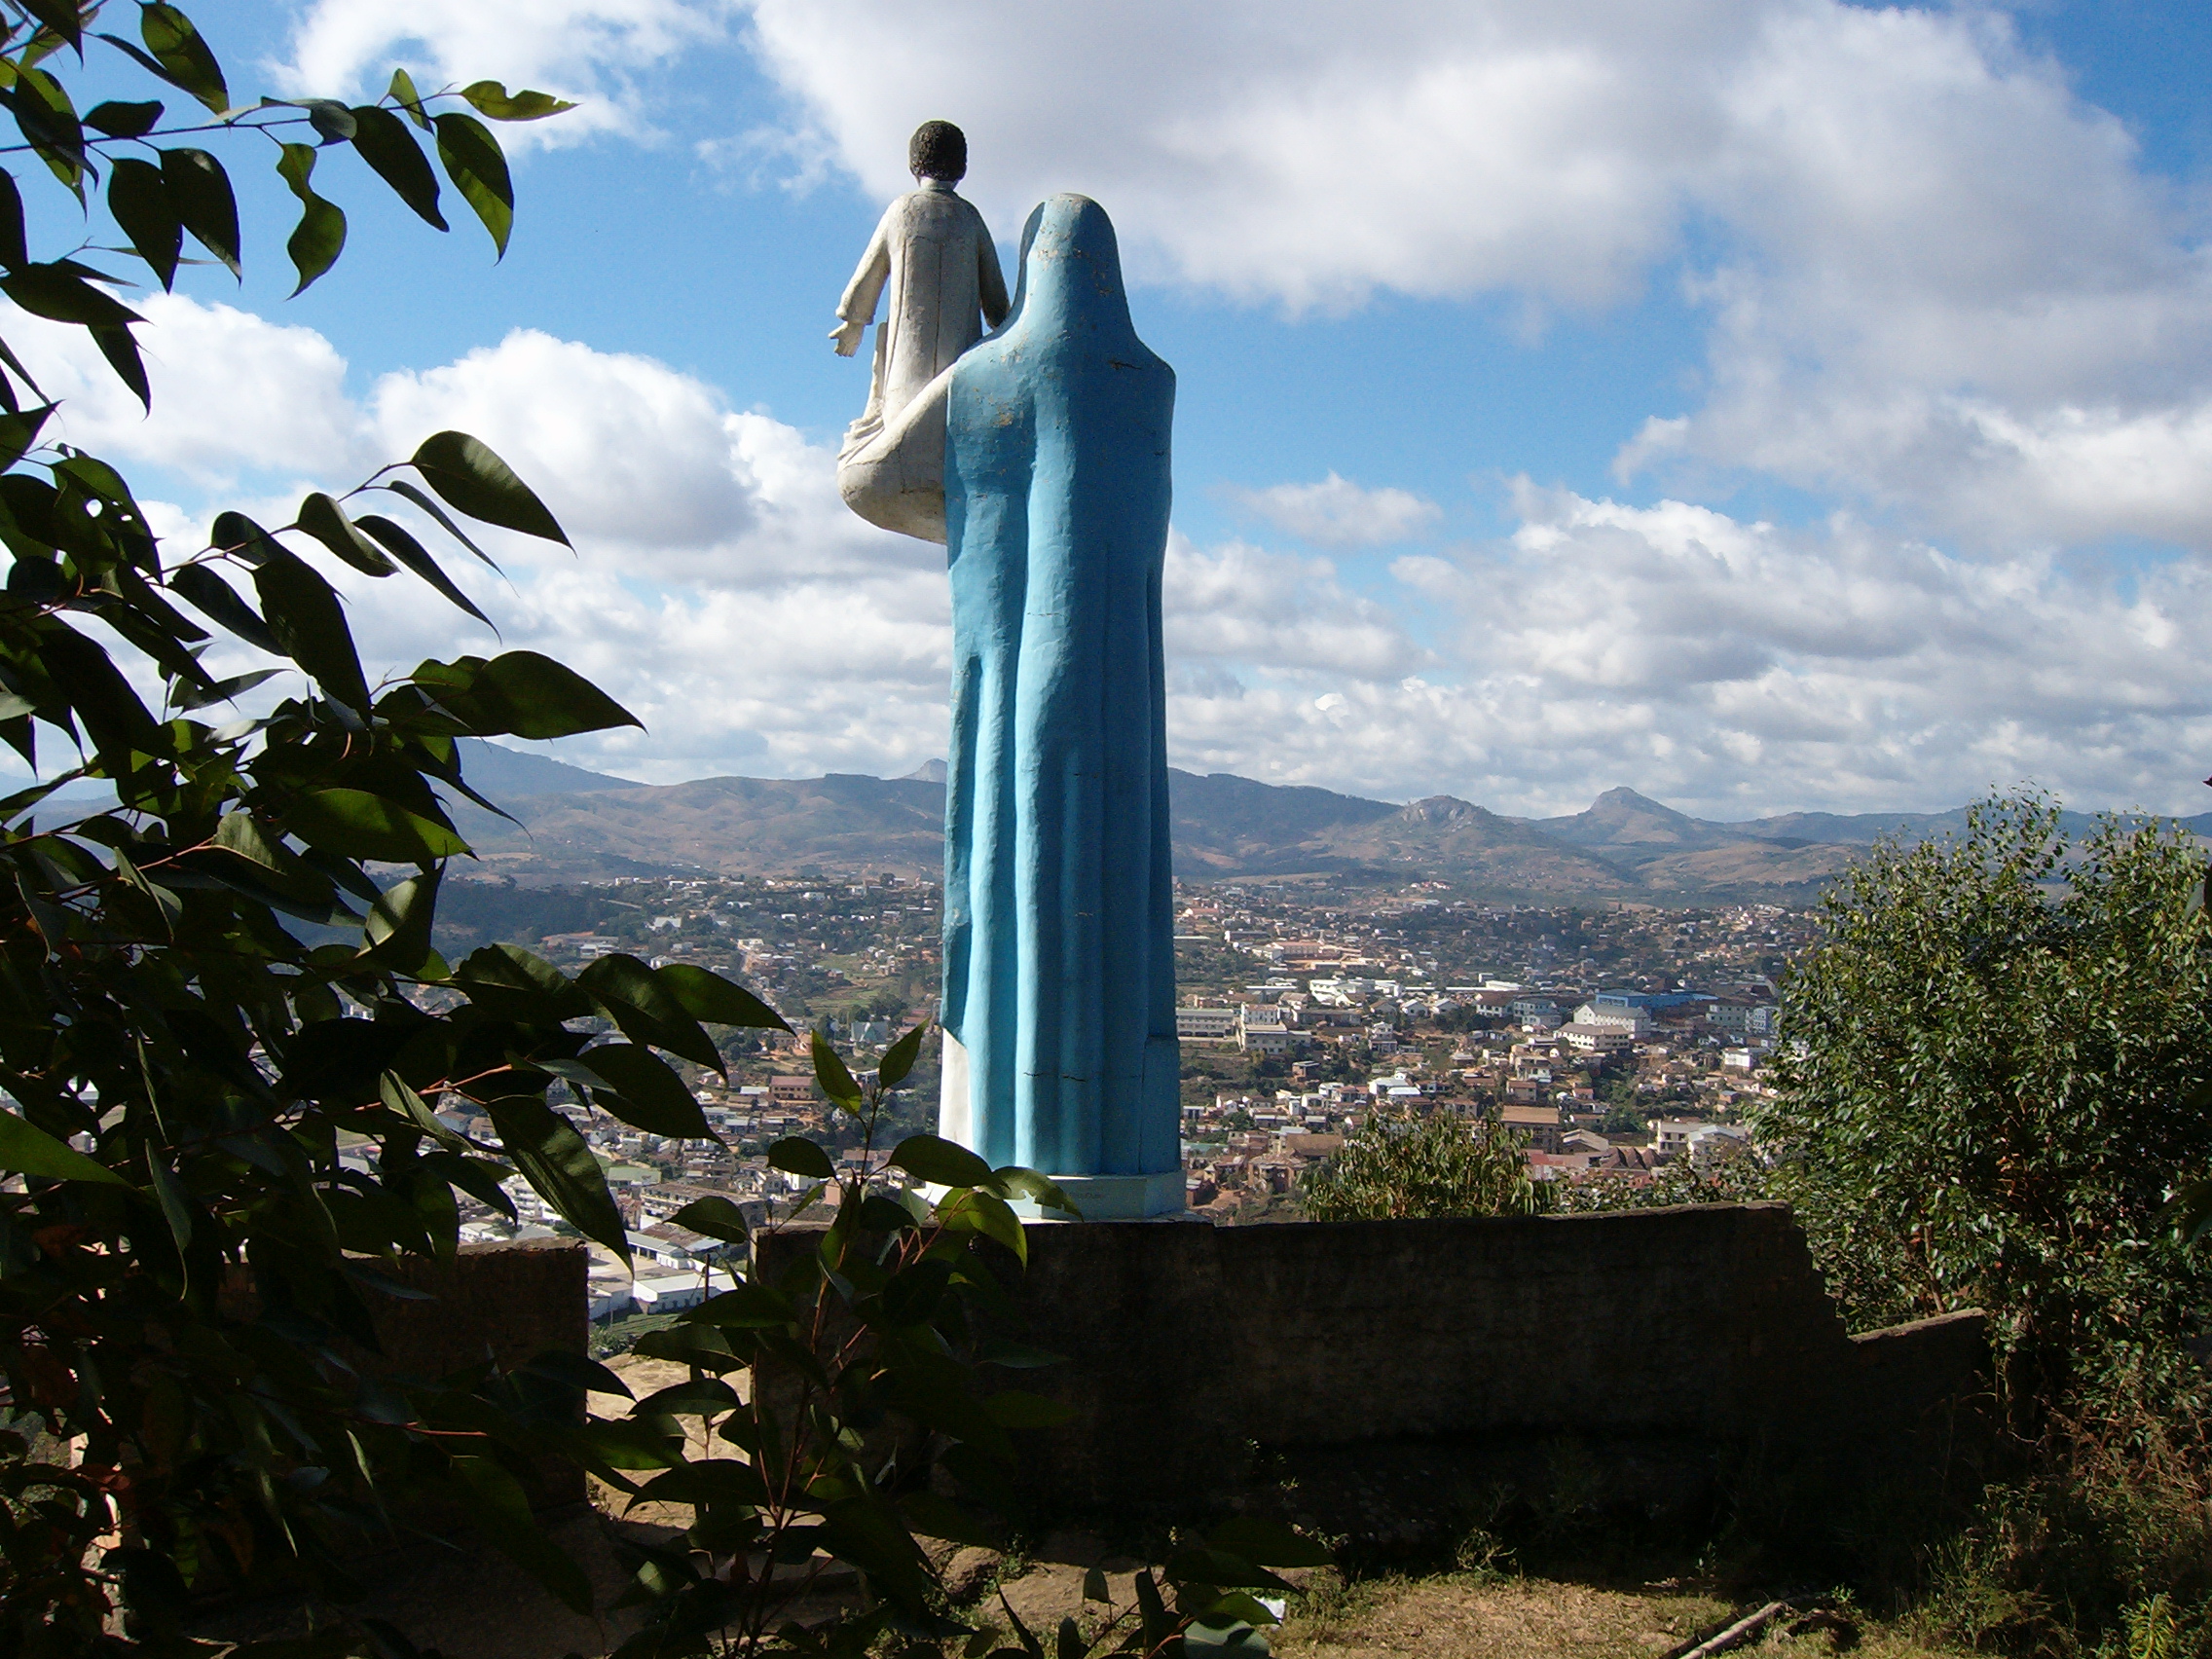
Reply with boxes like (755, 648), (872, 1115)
(832, 123), (1183, 1218)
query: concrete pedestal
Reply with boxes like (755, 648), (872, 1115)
(1014, 1168), (1187, 1221)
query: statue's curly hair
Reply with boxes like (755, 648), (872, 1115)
(908, 119), (967, 182)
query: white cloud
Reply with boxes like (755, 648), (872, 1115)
(741, 0), (1730, 311)
(1148, 477), (2212, 818)
(370, 332), (760, 555)
(1198, 480), (2212, 818)
(1225, 472), (1440, 547)
(1164, 535), (1423, 680)
(271, 0), (738, 140)
(1608, 4), (2212, 547)
(8, 294), (949, 784)
(316, 326), (952, 781)
(737, 0), (2212, 550)
(38, 290), (2212, 820)
(232, 2), (2212, 553)
(5, 295), (369, 486)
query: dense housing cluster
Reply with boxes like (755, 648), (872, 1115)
(1166, 883), (1814, 1219)
(422, 872), (1820, 1305)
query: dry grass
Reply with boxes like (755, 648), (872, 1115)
(1272, 1572), (1964, 1659)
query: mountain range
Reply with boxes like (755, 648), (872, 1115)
(444, 742), (2211, 902)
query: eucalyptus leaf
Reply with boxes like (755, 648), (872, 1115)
(137, 3), (229, 113)
(275, 142), (346, 294)
(486, 1094), (629, 1264)
(168, 562), (281, 654)
(812, 1028), (863, 1107)
(161, 147), (240, 276)
(656, 961), (789, 1032)
(296, 493), (396, 577)
(458, 81), (576, 122)
(575, 1042), (715, 1140)
(668, 1196), (752, 1244)
(350, 104), (447, 229)
(283, 788), (468, 866)
(467, 649), (640, 739)
(767, 1136), (835, 1180)
(252, 546), (369, 707)
(388, 67), (430, 129)
(433, 111), (512, 256)
(889, 1133), (993, 1191)
(0, 1110), (125, 1186)
(85, 99), (164, 138)
(412, 430), (568, 544)
(106, 157), (181, 289)
(353, 511), (490, 624)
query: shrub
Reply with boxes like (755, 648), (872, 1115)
(1303, 1109), (1547, 1221)
(1753, 793), (2212, 1410)
(1912, 1391), (2212, 1656)
(1554, 1151), (1770, 1213)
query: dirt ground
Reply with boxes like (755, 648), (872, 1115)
(189, 1522), (1960, 1659)
(914, 1532), (1959, 1659)
(1269, 1573), (1956, 1659)
(186, 1355), (1963, 1659)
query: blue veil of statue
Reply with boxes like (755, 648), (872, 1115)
(939, 195), (1181, 1183)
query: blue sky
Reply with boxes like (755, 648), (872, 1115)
(135, 3), (1717, 538)
(25, 0), (2212, 817)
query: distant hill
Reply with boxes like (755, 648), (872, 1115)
(454, 738), (642, 797)
(447, 767), (948, 881)
(1169, 771), (1397, 872)
(1537, 786), (1741, 854)
(1310, 794), (1636, 894)
(419, 747), (2212, 901)
(18, 739), (2205, 900)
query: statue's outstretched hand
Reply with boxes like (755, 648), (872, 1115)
(830, 318), (867, 357)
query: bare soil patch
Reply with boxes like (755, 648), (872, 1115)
(1272, 1573), (1957, 1659)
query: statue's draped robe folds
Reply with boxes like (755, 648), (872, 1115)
(836, 181), (1008, 543)
(938, 197), (1183, 1212)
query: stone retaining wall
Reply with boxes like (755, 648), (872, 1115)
(370, 1237), (590, 1507)
(415, 1211), (1985, 1523)
(763, 1202), (1987, 1518)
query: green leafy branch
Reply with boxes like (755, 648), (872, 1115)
(0, 0), (570, 414)
(580, 1029), (1334, 1659)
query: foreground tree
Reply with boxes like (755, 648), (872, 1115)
(0, 3), (743, 1646)
(1754, 793), (2212, 1409)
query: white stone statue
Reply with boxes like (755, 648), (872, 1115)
(831, 120), (1010, 543)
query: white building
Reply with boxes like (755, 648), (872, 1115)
(1559, 1022), (1635, 1054)
(1176, 1004), (1239, 1040)
(1367, 1070), (1422, 1103)
(587, 1270), (634, 1322)
(1573, 1001), (1653, 1038)
(630, 1267), (737, 1314)
(1308, 977), (1376, 1005)
(1237, 1005), (1293, 1053)
(626, 1222), (731, 1271)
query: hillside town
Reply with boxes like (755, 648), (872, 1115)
(422, 871), (1812, 1323)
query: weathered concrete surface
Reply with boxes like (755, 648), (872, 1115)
(763, 1204), (1986, 1521)
(187, 1241), (604, 1651)
(369, 1237), (591, 1507)
(370, 1236), (587, 1381)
